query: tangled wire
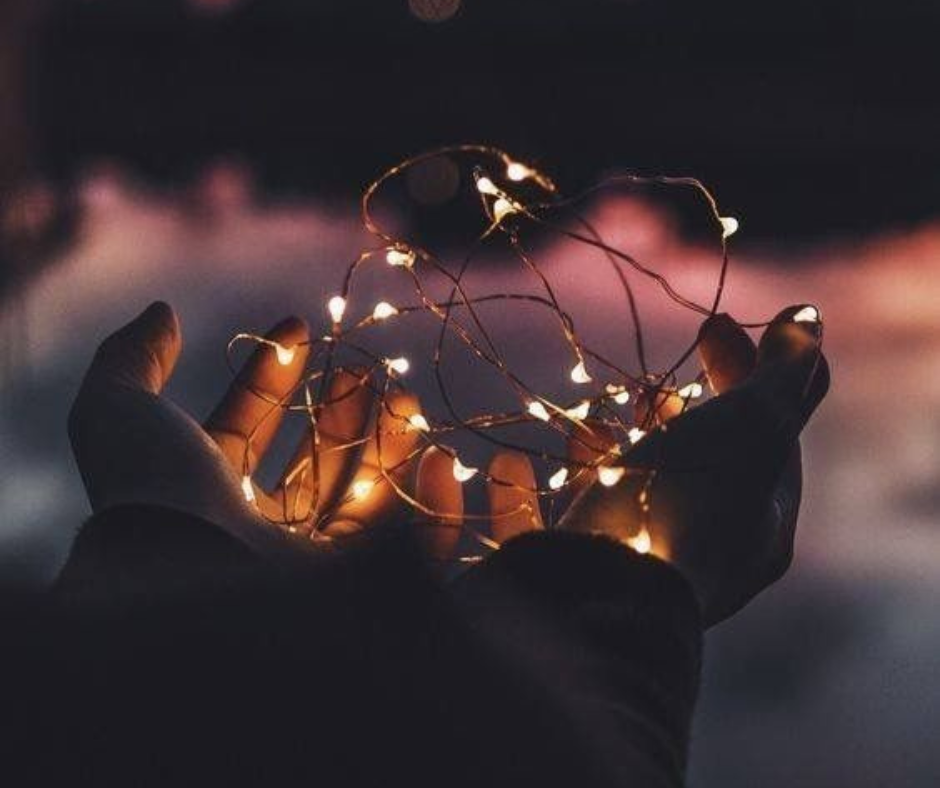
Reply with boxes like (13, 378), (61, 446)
(227, 144), (821, 558)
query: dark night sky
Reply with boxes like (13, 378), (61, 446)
(35, 0), (940, 241)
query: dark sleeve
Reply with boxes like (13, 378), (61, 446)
(48, 507), (701, 788)
(452, 530), (702, 788)
(53, 504), (268, 607)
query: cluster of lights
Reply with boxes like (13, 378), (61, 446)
(227, 144), (821, 561)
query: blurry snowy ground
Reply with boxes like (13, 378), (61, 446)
(1, 166), (938, 787)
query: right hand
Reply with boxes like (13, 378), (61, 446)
(558, 307), (829, 626)
(413, 306), (829, 627)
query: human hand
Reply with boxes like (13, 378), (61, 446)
(558, 306), (830, 626)
(410, 306), (828, 626)
(68, 302), (424, 561)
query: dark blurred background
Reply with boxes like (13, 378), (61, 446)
(2, 1), (940, 786)
(13, 0), (940, 238)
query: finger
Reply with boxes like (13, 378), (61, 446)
(753, 304), (830, 429)
(329, 391), (424, 526)
(488, 451), (543, 543)
(566, 419), (619, 499)
(81, 301), (181, 395)
(634, 387), (686, 427)
(279, 368), (376, 519)
(411, 446), (463, 560)
(205, 316), (310, 473)
(697, 313), (757, 394)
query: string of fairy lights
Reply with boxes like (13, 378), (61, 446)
(227, 144), (822, 558)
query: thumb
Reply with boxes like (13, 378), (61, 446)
(750, 304), (830, 434)
(82, 301), (182, 395)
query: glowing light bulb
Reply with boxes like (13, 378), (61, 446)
(327, 295), (347, 323)
(527, 401), (551, 422)
(352, 479), (375, 501)
(274, 343), (296, 366)
(386, 356), (410, 375)
(598, 466), (626, 487)
(548, 467), (569, 490)
(793, 305), (819, 323)
(386, 248), (415, 268)
(452, 457), (479, 483)
(719, 216), (739, 239)
(627, 528), (652, 554)
(628, 427), (646, 444)
(241, 475), (256, 503)
(565, 400), (591, 421)
(372, 301), (399, 320)
(476, 176), (498, 195)
(493, 197), (515, 223)
(606, 384), (630, 405)
(407, 413), (430, 432)
(570, 360), (592, 384)
(678, 382), (704, 399)
(506, 161), (532, 182)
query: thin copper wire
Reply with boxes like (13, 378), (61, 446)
(225, 145), (821, 557)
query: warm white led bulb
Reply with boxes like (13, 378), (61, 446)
(386, 356), (410, 375)
(386, 248), (415, 268)
(565, 400), (591, 421)
(505, 161), (532, 182)
(793, 305), (820, 323)
(351, 479), (375, 501)
(493, 198), (515, 223)
(476, 176), (498, 195)
(372, 301), (399, 320)
(548, 467), (568, 490)
(527, 401), (551, 422)
(627, 528), (652, 554)
(407, 413), (430, 432)
(606, 383), (630, 405)
(241, 475), (256, 503)
(570, 360), (592, 384)
(719, 216), (739, 239)
(327, 295), (347, 323)
(678, 382), (703, 399)
(598, 466), (625, 487)
(452, 457), (479, 483)
(628, 427), (646, 444)
(274, 343), (296, 366)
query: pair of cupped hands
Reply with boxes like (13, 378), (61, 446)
(69, 301), (828, 626)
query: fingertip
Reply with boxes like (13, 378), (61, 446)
(750, 305), (830, 428)
(88, 301), (182, 393)
(698, 312), (756, 394)
(488, 450), (536, 484)
(415, 446), (463, 560)
(757, 304), (823, 366)
(140, 300), (179, 333)
(265, 315), (310, 348)
(488, 451), (542, 542)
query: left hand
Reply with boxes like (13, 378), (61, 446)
(68, 302), (425, 562)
